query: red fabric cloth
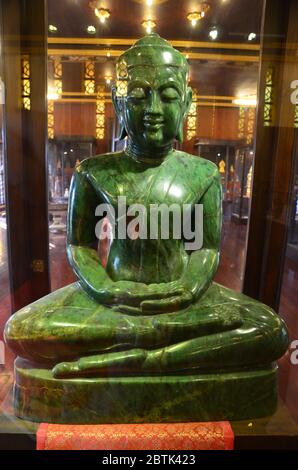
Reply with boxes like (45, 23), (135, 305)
(36, 421), (234, 450)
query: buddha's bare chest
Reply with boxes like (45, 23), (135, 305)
(87, 166), (204, 208)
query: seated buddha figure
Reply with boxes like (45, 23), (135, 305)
(5, 34), (288, 422)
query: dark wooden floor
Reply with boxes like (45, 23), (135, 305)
(0, 220), (297, 425)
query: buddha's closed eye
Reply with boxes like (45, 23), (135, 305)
(128, 87), (146, 100)
(128, 86), (180, 102)
(160, 87), (180, 101)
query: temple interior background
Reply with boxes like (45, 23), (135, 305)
(0, 0), (298, 436)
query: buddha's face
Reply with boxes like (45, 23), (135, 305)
(114, 65), (192, 152)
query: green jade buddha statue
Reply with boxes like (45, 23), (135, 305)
(5, 34), (289, 424)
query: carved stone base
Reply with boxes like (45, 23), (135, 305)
(14, 357), (278, 424)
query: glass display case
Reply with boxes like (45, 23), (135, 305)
(194, 139), (254, 223)
(287, 138), (298, 252)
(0, 76), (4, 210)
(195, 140), (235, 188)
(0, 0), (298, 454)
(231, 146), (254, 224)
(48, 137), (95, 232)
(0, 133), (4, 209)
(48, 136), (95, 204)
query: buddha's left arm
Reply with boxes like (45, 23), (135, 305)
(180, 170), (222, 301)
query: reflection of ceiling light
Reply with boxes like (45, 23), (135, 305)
(47, 85), (60, 100)
(87, 25), (96, 34)
(209, 27), (219, 40)
(48, 25), (58, 33)
(95, 8), (110, 23)
(187, 3), (210, 27)
(248, 32), (257, 41)
(0, 78), (4, 105)
(187, 12), (204, 27)
(48, 92), (59, 100)
(107, 51), (111, 57)
(89, 2), (111, 23)
(141, 19), (156, 34)
(105, 73), (113, 85)
(233, 97), (257, 106)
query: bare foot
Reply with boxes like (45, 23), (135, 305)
(52, 348), (148, 378)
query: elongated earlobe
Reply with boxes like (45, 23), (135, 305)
(176, 86), (193, 143)
(176, 122), (184, 143)
(112, 86), (128, 140)
(186, 86), (193, 113)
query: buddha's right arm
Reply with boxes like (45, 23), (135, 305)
(67, 166), (184, 306)
(66, 166), (113, 302)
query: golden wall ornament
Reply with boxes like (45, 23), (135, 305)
(96, 86), (105, 139)
(21, 56), (31, 110)
(54, 58), (62, 96)
(246, 108), (255, 145)
(238, 106), (255, 144)
(47, 57), (63, 138)
(85, 60), (96, 95)
(186, 91), (198, 141)
(264, 67), (275, 127)
(48, 100), (54, 139)
(116, 59), (128, 98)
(238, 106), (245, 139)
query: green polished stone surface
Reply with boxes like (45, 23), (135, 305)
(4, 34), (289, 423)
(14, 358), (278, 424)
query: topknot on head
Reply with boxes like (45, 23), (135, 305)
(116, 33), (189, 75)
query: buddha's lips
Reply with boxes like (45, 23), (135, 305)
(143, 119), (164, 130)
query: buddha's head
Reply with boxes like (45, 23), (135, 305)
(112, 33), (192, 154)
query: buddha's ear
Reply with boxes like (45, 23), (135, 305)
(176, 87), (193, 143)
(176, 126), (184, 143)
(112, 86), (128, 140)
(112, 86), (122, 117)
(184, 86), (193, 117)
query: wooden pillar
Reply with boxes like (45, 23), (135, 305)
(1, 0), (50, 312)
(243, 0), (298, 310)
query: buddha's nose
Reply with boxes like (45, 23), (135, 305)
(146, 90), (163, 116)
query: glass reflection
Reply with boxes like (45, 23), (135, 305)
(279, 131), (298, 424)
(47, 0), (264, 293)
